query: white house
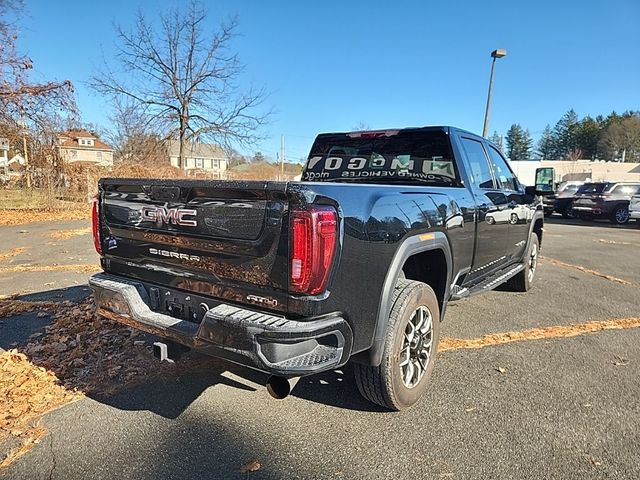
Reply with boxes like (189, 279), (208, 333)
(166, 140), (228, 176)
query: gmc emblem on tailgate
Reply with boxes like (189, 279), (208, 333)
(141, 206), (198, 227)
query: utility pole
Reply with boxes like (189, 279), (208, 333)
(280, 134), (285, 179)
(482, 49), (507, 138)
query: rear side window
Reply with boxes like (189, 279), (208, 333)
(486, 145), (518, 191)
(611, 184), (640, 195)
(460, 137), (494, 189)
(577, 183), (609, 194)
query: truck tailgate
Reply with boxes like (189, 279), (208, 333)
(98, 178), (290, 307)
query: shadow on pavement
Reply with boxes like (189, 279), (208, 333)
(1, 285), (382, 422)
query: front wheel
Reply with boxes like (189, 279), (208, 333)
(506, 232), (539, 292)
(353, 279), (440, 411)
(610, 205), (630, 225)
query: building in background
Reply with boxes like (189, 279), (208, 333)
(166, 140), (228, 177)
(57, 130), (114, 166)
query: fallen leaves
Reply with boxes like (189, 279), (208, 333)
(0, 299), (64, 317)
(0, 248), (26, 262)
(0, 351), (82, 466)
(495, 367), (507, 374)
(240, 460), (261, 473)
(0, 296), (211, 467)
(0, 208), (89, 226)
(439, 318), (640, 352)
(49, 227), (91, 241)
(0, 264), (100, 275)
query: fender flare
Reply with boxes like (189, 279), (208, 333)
(358, 231), (453, 366)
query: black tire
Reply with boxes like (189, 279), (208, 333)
(610, 205), (630, 225)
(506, 232), (539, 292)
(561, 205), (575, 219)
(353, 279), (440, 411)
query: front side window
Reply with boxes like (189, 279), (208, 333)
(487, 145), (518, 191)
(460, 137), (494, 189)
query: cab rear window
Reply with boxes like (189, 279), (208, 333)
(303, 130), (459, 185)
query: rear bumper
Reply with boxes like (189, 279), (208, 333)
(89, 273), (353, 377)
(572, 205), (605, 215)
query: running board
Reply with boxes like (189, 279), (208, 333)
(450, 264), (524, 300)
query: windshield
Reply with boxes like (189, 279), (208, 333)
(302, 129), (459, 186)
(577, 183), (609, 194)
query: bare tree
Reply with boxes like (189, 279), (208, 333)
(90, 1), (269, 169)
(0, 0), (76, 133)
(599, 115), (640, 162)
(104, 97), (167, 164)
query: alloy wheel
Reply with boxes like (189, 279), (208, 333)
(399, 306), (433, 388)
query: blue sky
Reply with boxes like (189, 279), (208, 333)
(17, 0), (640, 162)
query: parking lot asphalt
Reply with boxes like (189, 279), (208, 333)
(1, 217), (639, 479)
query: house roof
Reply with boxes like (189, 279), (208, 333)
(166, 140), (227, 159)
(58, 130), (113, 151)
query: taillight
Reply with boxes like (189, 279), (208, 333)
(290, 206), (338, 295)
(91, 196), (102, 255)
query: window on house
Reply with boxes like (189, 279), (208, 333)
(213, 159), (219, 169)
(195, 158), (204, 168)
(70, 150), (78, 160)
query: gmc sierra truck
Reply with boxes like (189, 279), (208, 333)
(89, 126), (544, 410)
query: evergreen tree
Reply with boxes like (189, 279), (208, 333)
(489, 131), (503, 151)
(576, 116), (601, 160)
(536, 125), (555, 159)
(505, 124), (533, 161)
(552, 109), (580, 159)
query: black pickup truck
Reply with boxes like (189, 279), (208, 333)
(90, 126), (544, 410)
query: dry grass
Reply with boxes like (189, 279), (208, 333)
(0, 248), (26, 262)
(49, 227), (91, 240)
(439, 317), (640, 352)
(0, 264), (100, 275)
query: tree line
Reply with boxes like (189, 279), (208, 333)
(492, 109), (640, 162)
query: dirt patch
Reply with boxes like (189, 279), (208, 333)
(0, 208), (89, 226)
(0, 264), (100, 275)
(0, 297), (210, 467)
(541, 256), (633, 286)
(0, 248), (26, 263)
(49, 227), (92, 240)
(439, 317), (640, 352)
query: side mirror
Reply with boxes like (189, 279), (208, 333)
(534, 167), (555, 196)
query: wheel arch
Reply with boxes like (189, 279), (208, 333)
(353, 232), (452, 366)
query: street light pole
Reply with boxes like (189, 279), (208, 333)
(482, 49), (507, 138)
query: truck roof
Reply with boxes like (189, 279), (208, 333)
(316, 126), (481, 139)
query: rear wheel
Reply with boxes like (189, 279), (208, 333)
(561, 205), (576, 219)
(353, 279), (440, 411)
(610, 205), (630, 225)
(506, 232), (539, 292)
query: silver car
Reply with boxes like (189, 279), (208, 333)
(630, 194), (640, 223)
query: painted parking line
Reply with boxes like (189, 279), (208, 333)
(0, 248), (27, 262)
(540, 256), (633, 286)
(439, 317), (640, 352)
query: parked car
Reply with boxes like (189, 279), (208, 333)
(541, 181), (583, 218)
(89, 126), (545, 410)
(629, 194), (640, 224)
(572, 182), (640, 224)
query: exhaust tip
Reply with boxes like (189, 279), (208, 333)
(266, 376), (297, 400)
